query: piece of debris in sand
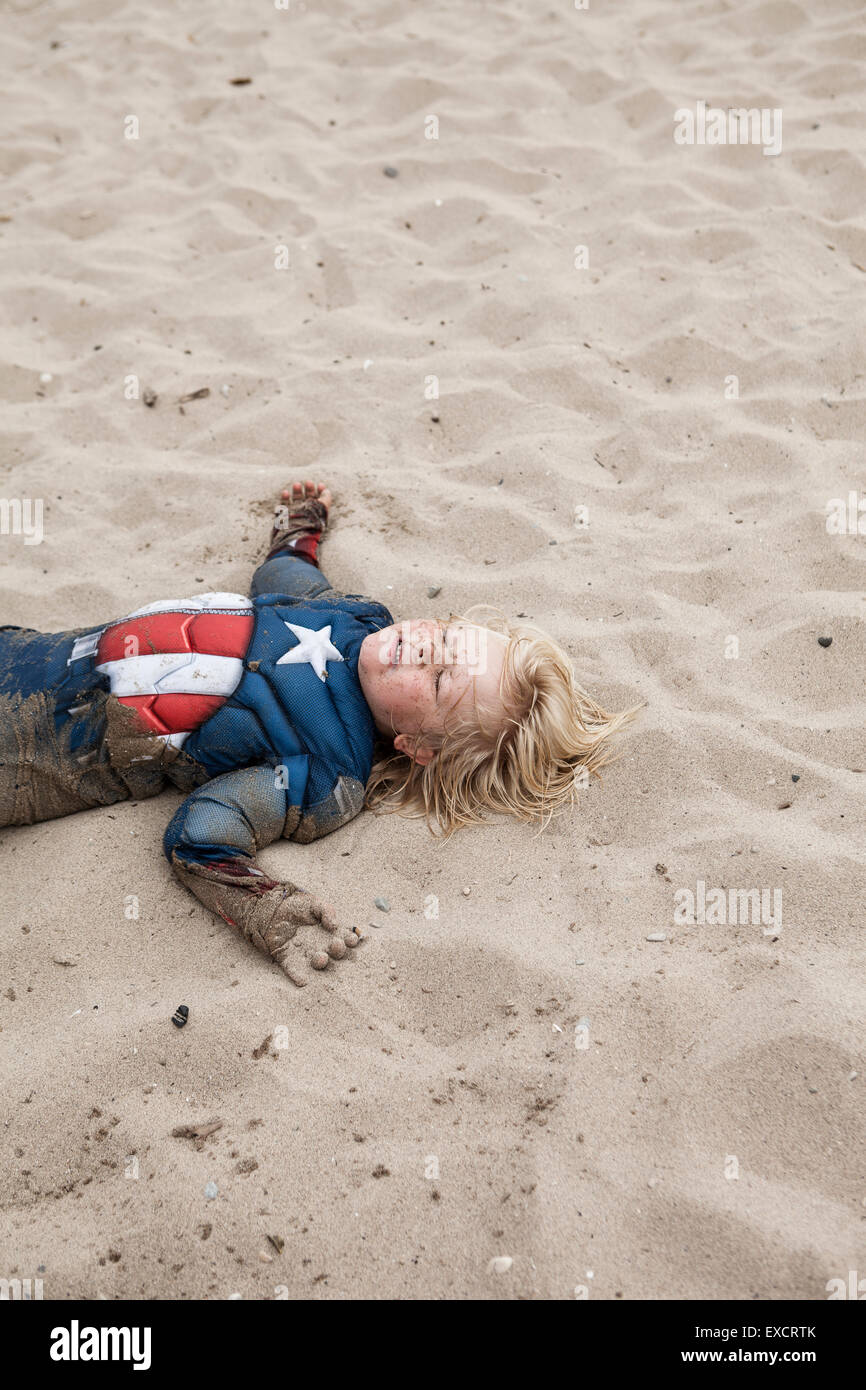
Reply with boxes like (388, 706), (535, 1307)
(178, 387), (210, 404)
(172, 1004), (189, 1028)
(266, 1234), (285, 1254)
(142, 388), (157, 408)
(252, 1033), (275, 1060)
(172, 1118), (223, 1151)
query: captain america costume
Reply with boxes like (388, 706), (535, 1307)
(0, 496), (394, 982)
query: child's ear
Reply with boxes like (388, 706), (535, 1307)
(394, 733), (435, 766)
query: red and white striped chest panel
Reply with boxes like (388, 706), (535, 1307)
(93, 593), (254, 749)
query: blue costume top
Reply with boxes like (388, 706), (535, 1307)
(0, 551), (393, 869)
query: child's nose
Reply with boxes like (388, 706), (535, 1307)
(411, 623), (434, 664)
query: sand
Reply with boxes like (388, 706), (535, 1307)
(1, 0), (864, 1300)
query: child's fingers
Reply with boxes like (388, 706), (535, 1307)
(310, 898), (339, 933)
(268, 940), (308, 987)
(279, 958), (308, 988)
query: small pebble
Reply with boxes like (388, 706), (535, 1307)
(462, 887), (471, 896)
(488, 1256), (513, 1275)
(817, 636), (832, 648)
(646, 933), (667, 942)
(220, 384), (231, 396)
(383, 166), (399, 178)
(791, 774), (800, 782)
(171, 1004), (189, 1028)
(39, 372), (53, 384)
(808, 1087), (818, 1094)
(142, 388), (158, 408)
(310, 952), (329, 971)
(427, 585), (441, 599)
(204, 1181), (218, 1200)
(374, 897), (390, 912)
(849, 1070), (858, 1081)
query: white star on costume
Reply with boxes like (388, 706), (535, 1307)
(276, 622), (344, 681)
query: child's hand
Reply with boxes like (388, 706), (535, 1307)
(265, 480), (333, 566)
(250, 884), (362, 988)
(171, 855), (361, 987)
(280, 480), (332, 513)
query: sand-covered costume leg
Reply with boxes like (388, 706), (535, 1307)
(0, 625), (130, 826)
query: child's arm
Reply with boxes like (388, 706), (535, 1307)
(164, 758), (364, 986)
(249, 484), (335, 603)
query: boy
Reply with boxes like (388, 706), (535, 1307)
(0, 482), (634, 985)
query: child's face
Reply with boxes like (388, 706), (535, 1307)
(358, 619), (506, 762)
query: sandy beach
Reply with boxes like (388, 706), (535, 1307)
(1, 0), (864, 1300)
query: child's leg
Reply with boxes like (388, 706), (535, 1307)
(250, 480), (337, 601)
(0, 625), (85, 698)
(0, 625), (128, 826)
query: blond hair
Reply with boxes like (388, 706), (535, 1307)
(364, 608), (640, 837)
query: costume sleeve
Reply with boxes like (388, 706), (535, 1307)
(163, 757), (366, 867)
(249, 552), (337, 604)
(162, 759), (366, 982)
(250, 494), (335, 601)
